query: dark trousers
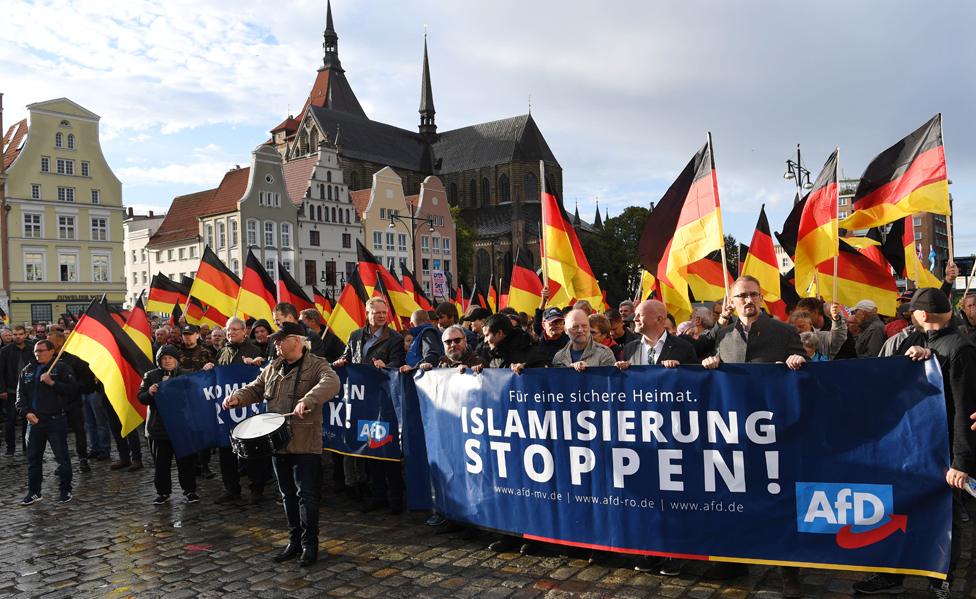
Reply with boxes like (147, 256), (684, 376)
(149, 438), (197, 496)
(367, 459), (404, 504)
(272, 454), (322, 548)
(330, 453), (345, 487)
(66, 402), (88, 460)
(882, 490), (963, 586)
(26, 415), (72, 495)
(106, 396), (142, 461)
(218, 446), (271, 494)
(3, 393), (26, 453)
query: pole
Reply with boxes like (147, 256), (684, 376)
(832, 147), (840, 303)
(538, 160), (548, 285)
(940, 114), (955, 267)
(960, 259), (976, 301)
(708, 132), (732, 300)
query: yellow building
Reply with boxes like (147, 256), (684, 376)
(1, 98), (125, 325)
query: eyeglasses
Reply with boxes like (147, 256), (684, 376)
(443, 337), (464, 345)
(732, 292), (761, 300)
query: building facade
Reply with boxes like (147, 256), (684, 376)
(123, 208), (165, 307)
(1, 98), (125, 324)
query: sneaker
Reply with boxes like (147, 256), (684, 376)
(852, 573), (905, 595)
(426, 514), (447, 527)
(110, 459), (131, 471)
(488, 537), (520, 553)
(79, 458), (91, 473)
(21, 493), (42, 505)
(185, 492), (200, 504)
(152, 494), (170, 505)
(126, 460), (143, 472)
(635, 556), (663, 572)
(659, 558), (683, 577)
(58, 491), (73, 503)
(929, 581), (950, 599)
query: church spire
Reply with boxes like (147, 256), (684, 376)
(419, 33), (437, 140)
(593, 198), (603, 228)
(322, 0), (342, 71)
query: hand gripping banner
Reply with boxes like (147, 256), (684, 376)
(409, 357), (951, 577)
(323, 365), (403, 461)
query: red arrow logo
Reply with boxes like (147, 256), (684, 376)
(835, 514), (907, 549)
(368, 434), (392, 448)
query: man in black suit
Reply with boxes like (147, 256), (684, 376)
(615, 300), (698, 369)
(333, 297), (406, 514)
(701, 275), (805, 598)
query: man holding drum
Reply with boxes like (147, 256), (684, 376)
(222, 321), (340, 567)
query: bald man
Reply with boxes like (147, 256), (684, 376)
(616, 300), (697, 369)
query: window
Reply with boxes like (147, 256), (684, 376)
(325, 261), (336, 285)
(444, 259), (450, 273)
(131, 250), (137, 264)
(342, 233), (351, 249)
(217, 221), (226, 248)
(55, 132), (63, 148)
(432, 237), (440, 254)
(346, 261), (356, 277)
(282, 260), (292, 273)
(31, 184), (40, 199)
(41, 156), (50, 173)
(265, 260), (276, 279)
(318, 184), (325, 200)
(179, 248), (186, 260)
(320, 205), (326, 222)
(386, 232), (394, 251)
(31, 304), (53, 323)
(24, 213), (41, 239)
(231, 259), (239, 275)
(397, 234), (407, 253)
(58, 215), (75, 239)
(230, 219), (238, 246)
(90, 217), (108, 241)
(205, 223), (214, 248)
(838, 211), (847, 219)
(915, 231), (922, 240)
(141, 248), (147, 262)
(448, 182), (458, 206)
(90, 189), (100, 204)
(422, 258), (429, 275)
(524, 172), (538, 203)
(57, 187), (75, 202)
(387, 257), (395, 271)
(327, 186), (333, 201)
(67, 134), (75, 150)
(281, 223), (291, 247)
(498, 174), (510, 203)
(468, 179), (477, 207)
(59, 253), (77, 282)
(481, 178), (490, 206)
(142, 272), (148, 284)
(258, 191), (264, 206)
(167, 249), (174, 260)
(189, 246), (197, 258)
(346, 209), (351, 223)
(56, 159), (74, 175)
(155, 251), (161, 261)
(913, 216), (923, 227)
(246, 219), (258, 246)
(421, 236), (429, 252)
(327, 171), (332, 183)
(310, 230), (320, 246)
(372, 231), (383, 251)
(380, 208), (386, 219)
(443, 238), (451, 255)
(305, 260), (317, 286)
(332, 207), (337, 222)
(25, 252), (44, 281)
(81, 161), (90, 177)
(264, 221), (275, 246)
(92, 254), (110, 283)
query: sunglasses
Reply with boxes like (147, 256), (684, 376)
(443, 337), (464, 345)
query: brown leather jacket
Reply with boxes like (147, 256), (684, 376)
(230, 351), (340, 455)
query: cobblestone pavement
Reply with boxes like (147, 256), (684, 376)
(0, 450), (972, 598)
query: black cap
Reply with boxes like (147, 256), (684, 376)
(181, 324), (199, 335)
(461, 307), (492, 322)
(543, 307), (565, 322)
(909, 287), (952, 313)
(269, 321), (305, 341)
(155, 344), (181, 364)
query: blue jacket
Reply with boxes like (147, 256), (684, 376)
(15, 360), (76, 421)
(406, 323), (444, 367)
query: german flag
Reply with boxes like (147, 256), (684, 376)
(185, 297), (206, 326)
(122, 294), (153, 362)
(237, 250), (277, 326)
(506, 249), (543, 315)
(487, 278), (499, 313)
(638, 138), (726, 299)
(815, 241), (898, 315)
(201, 304), (229, 328)
(848, 234), (889, 272)
(877, 217), (943, 288)
(169, 303), (183, 328)
(276, 262), (315, 313)
(794, 149), (839, 297)
(540, 169), (602, 306)
(101, 298), (128, 328)
(373, 273), (403, 331)
(147, 273), (189, 313)
(686, 251), (733, 302)
(189, 247), (240, 319)
(62, 300), (152, 436)
(637, 269), (657, 302)
(840, 114), (949, 230)
(741, 205), (786, 320)
(313, 286), (333, 319)
(355, 241), (421, 317)
(326, 270), (369, 343)
(400, 265), (433, 312)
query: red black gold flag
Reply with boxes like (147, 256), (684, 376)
(741, 205), (786, 320)
(276, 262), (315, 313)
(185, 297), (207, 326)
(237, 250), (277, 326)
(147, 273), (189, 314)
(326, 270), (370, 344)
(540, 172), (602, 306)
(122, 294), (153, 362)
(794, 149), (839, 299)
(189, 246), (240, 318)
(399, 265), (433, 312)
(356, 241), (421, 317)
(506, 249), (544, 315)
(312, 286), (333, 319)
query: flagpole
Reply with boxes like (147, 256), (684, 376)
(940, 114), (955, 267)
(707, 132), (732, 300)
(960, 259), (976, 301)
(832, 146), (840, 303)
(539, 160), (548, 286)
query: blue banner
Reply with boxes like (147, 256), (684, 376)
(155, 365), (264, 458)
(324, 365), (402, 461)
(410, 358), (952, 577)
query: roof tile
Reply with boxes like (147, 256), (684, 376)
(281, 155), (318, 206)
(147, 188), (217, 247)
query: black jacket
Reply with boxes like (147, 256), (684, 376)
(15, 360), (76, 421)
(478, 327), (548, 369)
(216, 340), (265, 366)
(621, 333), (699, 365)
(58, 352), (97, 397)
(341, 325), (406, 367)
(137, 367), (189, 441)
(0, 343), (34, 394)
(310, 327), (346, 363)
(919, 325), (976, 474)
(537, 333), (569, 364)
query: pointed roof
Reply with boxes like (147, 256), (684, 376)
(593, 200), (603, 228)
(350, 189), (371, 219)
(201, 166), (251, 216)
(322, 0), (341, 71)
(308, 105), (430, 172)
(419, 35), (436, 136)
(271, 115), (299, 134)
(431, 114), (559, 173)
(2, 118), (28, 170)
(573, 203), (581, 226)
(296, 0), (366, 118)
(282, 154), (319, 206)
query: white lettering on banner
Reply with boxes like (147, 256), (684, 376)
(803, 488), (887, 527)
(214, 402), (260, 425)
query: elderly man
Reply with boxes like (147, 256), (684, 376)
(702, 276), (805, 597)
(679, 306), (717, 359)
(552, 309), (615, 370)
(617, 300), (698, 370)
(208, 327), (227, 353)
(618, 300), (635, 325)
(534, 307), (570, 364)
(959, 291), (976, 341)
(152, 326), (170, 357)
(850, 299), (885, 358)
(224, 321), (340, 567)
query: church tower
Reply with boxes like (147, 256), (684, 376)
(418, 35), (437, 141)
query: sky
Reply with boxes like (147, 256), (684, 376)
(4, 0), (974, 259)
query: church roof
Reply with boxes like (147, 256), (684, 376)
(271, 115), (299, 134)
(309, 106), (431, 172)
(431, 114), (559, 174)
(147, 188), (217, 248)
(301, 68), (367, 119)
(282, 154), (318, 206)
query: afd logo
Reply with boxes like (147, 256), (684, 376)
(357, 420), (393, 448)
(795, 482), (908, 549)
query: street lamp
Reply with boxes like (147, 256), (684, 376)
(388, 211), (437, 278)
(783, 143), (813, 201)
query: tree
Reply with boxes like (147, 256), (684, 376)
(581, 206), (650, 307)
(724, 234), (739, 279)
(451, 205), (475, 285)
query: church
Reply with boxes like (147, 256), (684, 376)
(270, 1), (576, 288)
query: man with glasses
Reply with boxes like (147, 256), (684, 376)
(701, 275), (805, 597)
(17, 339), (76, 504)
(552, 309), (615, 370)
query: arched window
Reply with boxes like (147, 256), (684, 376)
(327, 186), (332, 201)
(331, 207), (337, 222)
(498, 174), (510, 203)
(468, 180), (477, 208)
(318, 205), (325, 221)
(476, 249), (491, 290)
(326, 171), (332, 182)
(481, 178), (490, 207)
(67, 134), (75, 150)
(55, 132), (63, 148)
(246, 219), (258, 246)
(524, 172), (538, 204)
(345, 209), (350, 223)
(546, 175), (558, 200)
(448, 183), (458, 207)
(309, 129), (318, 149)
(350, 172), (360, 190)
(280, 223), (292, 248)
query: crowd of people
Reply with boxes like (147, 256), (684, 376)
(2, 264), (975, 597)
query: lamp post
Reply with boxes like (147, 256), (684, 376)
(783, 143), (813, 201)
(388, 210), (436, 279)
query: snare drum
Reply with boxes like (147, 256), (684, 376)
(230, 412), (291, 459)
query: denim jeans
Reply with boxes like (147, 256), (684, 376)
(272, 454), (322, 548)
(81, 392), (111, 457)
(26, 415), (72, 496)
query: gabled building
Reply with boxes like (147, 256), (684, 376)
(123, 208), (165, 307)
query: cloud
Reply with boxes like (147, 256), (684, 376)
(116, 161), (231, 187)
